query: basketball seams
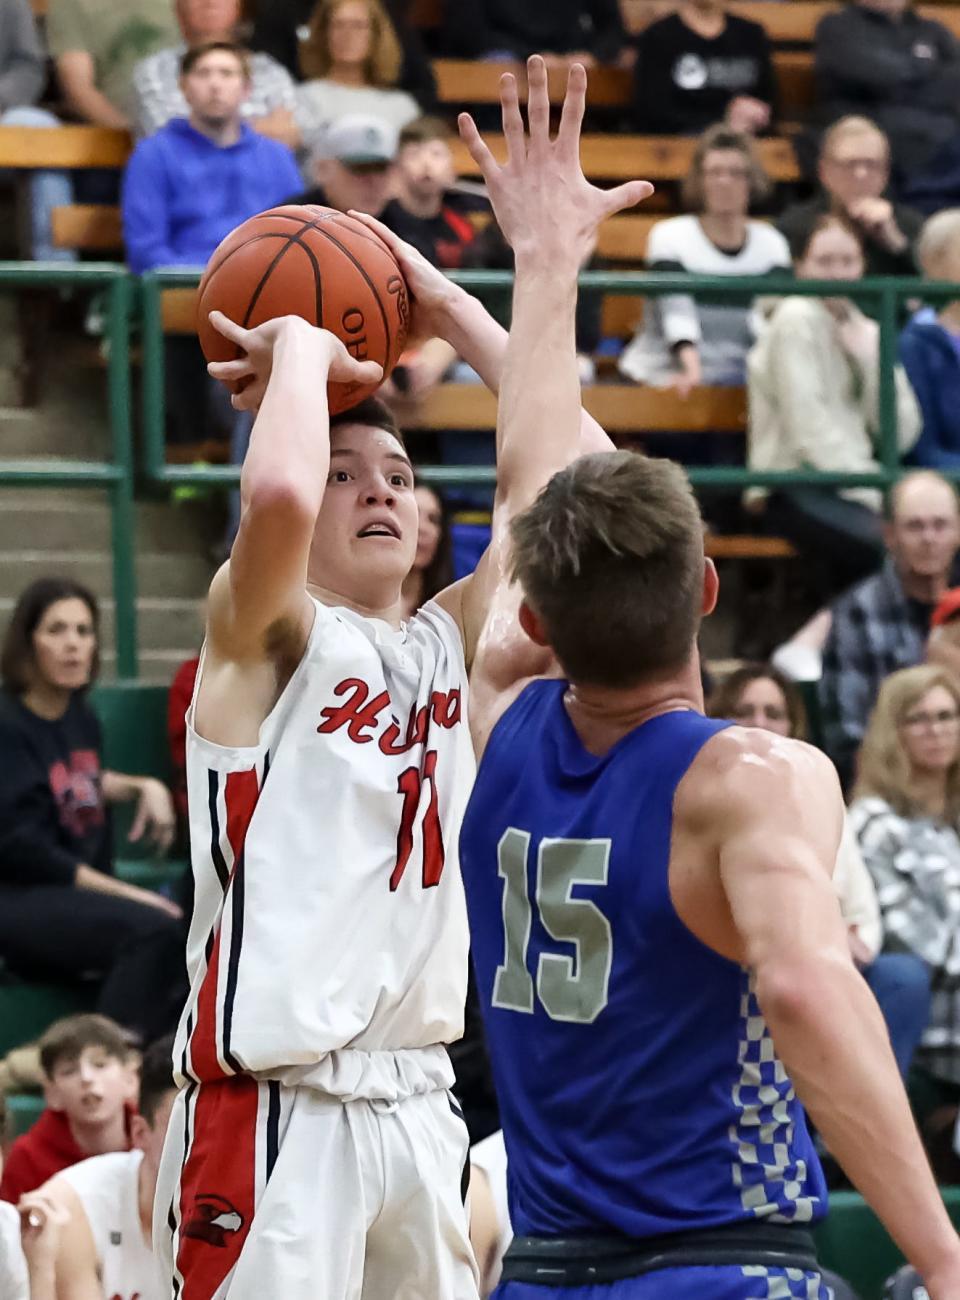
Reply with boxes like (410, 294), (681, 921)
(314, 224), (397, 364)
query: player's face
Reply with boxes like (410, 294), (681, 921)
(317, 159), (395, 219)
(311, 424), (419, 606)
(327, 0), (374, 69)
(45, 1048), (132, 1129)
(414, 485), (443, 570)
(820, 134), (889, 207)
(699, 148), (751, 218)
(133, 1091), (177, 1189)
(900, 685), (960, 774)
(729, 677), (792, 737)
(398, 140), (455, 207)
(181, 52), (249, 126)
(888, 480), (960, 582)
(30, 597), (97, 693)
(178, 0), (238, 41)
(796, 225), (864, 281)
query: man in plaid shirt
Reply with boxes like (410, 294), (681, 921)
(131, 0), (300, 149)
(820, 471), (960, 788)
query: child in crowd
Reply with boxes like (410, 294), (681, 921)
(0, 1014), (136, 1204)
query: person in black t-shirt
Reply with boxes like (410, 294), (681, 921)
(632, 0), (775, 137)
(0, 578), (187, 1045)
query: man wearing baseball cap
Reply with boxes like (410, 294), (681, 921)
(287, 113), (399, 219)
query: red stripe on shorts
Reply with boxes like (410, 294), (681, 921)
(176, 1077), (260, 1300)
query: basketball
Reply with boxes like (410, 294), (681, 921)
(196, 205), (410, 415)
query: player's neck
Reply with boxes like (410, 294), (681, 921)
(68, 1108), (127, 1158)
(563, 661), (704, 756)
(307, 580), (404, 629)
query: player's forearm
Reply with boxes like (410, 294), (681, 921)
(240, 326), (332, 521)
(758, 953), (960, 1278)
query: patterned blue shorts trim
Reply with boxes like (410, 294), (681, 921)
(494, 1264), (834, 1299)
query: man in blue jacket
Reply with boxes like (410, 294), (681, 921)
(122, 39), (302, 273)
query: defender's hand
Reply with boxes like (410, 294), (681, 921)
(347, 211), (463, 342)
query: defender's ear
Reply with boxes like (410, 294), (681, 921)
(518, 600), (550, 647)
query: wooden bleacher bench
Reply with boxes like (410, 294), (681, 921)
(0, 124), (130, 169)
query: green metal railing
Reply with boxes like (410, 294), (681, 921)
(138, 269), (960, 491)
(0, 263), (137, 677)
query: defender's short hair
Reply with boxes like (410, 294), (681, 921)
(510, 452), (705, 688)
(39, 1014), (133, 1080)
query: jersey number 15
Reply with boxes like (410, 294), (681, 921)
(492, 828), (613, 1025)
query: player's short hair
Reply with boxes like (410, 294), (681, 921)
(681, 123), (771, 211)
(139, 1036), (176, 1127)
(399, 116), (453, 149)
(1, 576), (100, 695)
(39, 1014), (133, 1080)
(329, 396), (406, 452)
(180, 40), (251, 80)
(510, 452), (705, 687)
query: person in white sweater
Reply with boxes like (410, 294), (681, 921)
(747, 212), (922, 589)
(295, 0), (419, 156)
(618, 123), (791, 394)
(710, 662), (931, 1079)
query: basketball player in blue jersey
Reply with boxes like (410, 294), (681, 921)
(456, 73), (960, 1300)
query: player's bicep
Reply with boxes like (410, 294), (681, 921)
(45, 1181), (101, 1300)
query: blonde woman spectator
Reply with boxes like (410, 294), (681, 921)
(294, 0), (419, 155)
(747, 213), (920, 588)
(851, 665), (960, 1092)
(618, 124), (790, 395)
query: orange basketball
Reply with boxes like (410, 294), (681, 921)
(196, 205), (410, 415)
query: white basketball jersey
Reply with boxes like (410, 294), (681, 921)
(57, 1151), (162, 1300)
(174, 597), (474, 1089)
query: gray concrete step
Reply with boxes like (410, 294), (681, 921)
(0, 496), (222, 554)
(0, 550), (212, 599)
(0, 595), (205, 653)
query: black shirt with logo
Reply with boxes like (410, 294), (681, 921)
(632, 12), (775, 135)
(0, 689), (109, 887)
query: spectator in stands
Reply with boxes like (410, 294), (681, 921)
(709, 663), (930, 1079)
(851, 664), (960, 1095)
(0, 578), (186, 1046)
(295, 0), (420, 156)
(249, 0), (438, 110)
(819, 471), (960, 788)
(388, 116), (491, 270)
(39, 1035), (174, 1299)
(123, 41), (302, 273)
(131, 0), (300, 148)
(0, 1093), (67, 1300)
(400, 483), (454, 620)
(288, 112), (397, 215)
(442, 0), (626, 67)
(632, 0), (775, 137)
(0, 1015), (135, 1204)
(814, 0), (960, 180)
(746, 214), (921, 587)
(619, 125), (790, 394)
(927, 587), (960, 682)
(47, 0), (177, 130)
(778, 117), (922, 278)
(0, 0), (78, 265)
(900, 209), (960, 471)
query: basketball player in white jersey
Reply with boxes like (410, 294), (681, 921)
(41, 1037), (175, 1300)
(154, 57), (651, 1300)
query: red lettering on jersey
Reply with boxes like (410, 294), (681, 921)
(390, 749), (445, 890)
(380, 702), (430, 756)
(316, 679), (390, 743)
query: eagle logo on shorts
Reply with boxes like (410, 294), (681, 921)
(183, 1194), (245, 1247)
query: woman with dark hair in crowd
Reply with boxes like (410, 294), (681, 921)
(294, 0), (420, 152)
(710, 663), (931, 1080)
(0, 578), (187, 1045)
(401, 482), (454, 620)
(851, 665), (960, 1102)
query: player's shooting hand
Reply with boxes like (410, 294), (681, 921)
(458, 55), (652, 271)
(347, 211), (462, 340)
(207, 312), (382, 412)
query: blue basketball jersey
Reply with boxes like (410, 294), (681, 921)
(461, 680), (827, 1242)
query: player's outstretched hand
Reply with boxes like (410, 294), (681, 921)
(458, 55), (653, 271)
(347, 210), (461, 342)
(207, 311), (383, 412)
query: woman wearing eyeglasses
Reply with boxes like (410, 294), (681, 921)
(851, 664), (960, 1095)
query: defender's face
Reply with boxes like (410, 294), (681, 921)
(310, 423), (418, 605)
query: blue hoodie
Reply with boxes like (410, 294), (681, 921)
(122, 118), (303, 274)
(899, 307), (960, 470)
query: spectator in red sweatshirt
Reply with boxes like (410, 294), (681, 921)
(0, 1015), (136, 1204)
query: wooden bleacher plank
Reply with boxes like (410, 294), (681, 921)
(400, 381), (746, 433)
(51, 203), (123, 251)
(433, 59), (633, 109)
(609, 1), (960, 42)
(601, 294), (643, 339)
(0, 125), (130, 169)
(596, 213), (658, 262)
(705, 534), (796, 560)
(450, 133), (799, 183)
(775, 51), (815, 119)
(161, 287), (199, 334)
